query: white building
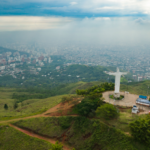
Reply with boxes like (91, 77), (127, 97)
(37, 68), (41, 71)
(10, 64), (16, 68)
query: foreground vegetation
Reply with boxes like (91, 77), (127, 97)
(13, 116), (148, 150)
(0, 125), (52, 150)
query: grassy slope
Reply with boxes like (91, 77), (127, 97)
(121, 80), (150, 96)
(0, 125), (52, 150)
(56, 81), (102, 95)
(0, 87), (66, 120)
(13, 117), (148, 150)
(57, 80), (150, 96)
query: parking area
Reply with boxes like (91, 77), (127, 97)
(103, 91), (150, 114)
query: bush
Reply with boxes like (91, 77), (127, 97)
(50, 141), (63, 150)
(75, 97), (103, 117)
(61, 96), (72, 104)
(96, 104), (119, 120)
(109, 94), (124, 100)
(129, 115), (150, 144)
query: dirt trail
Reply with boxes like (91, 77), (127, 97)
(0, 102), (77, 124)
(9, 124), (72, 150)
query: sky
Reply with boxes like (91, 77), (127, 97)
(0, 0), (150, 46)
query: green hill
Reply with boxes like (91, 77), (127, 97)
(13, 116), (147, 150)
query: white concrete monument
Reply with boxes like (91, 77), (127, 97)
(108, 68), (127, 97)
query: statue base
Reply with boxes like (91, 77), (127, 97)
(114, 93), (120, 98)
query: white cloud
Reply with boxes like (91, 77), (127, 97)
(0, 16), (74, 31)
(70, 2), (77, 5)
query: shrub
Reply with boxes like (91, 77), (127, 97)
(59, 117), (72, 129)
(129, 115), (150, 144)
(61, 96), (72, 104)
(96, 104), (119, 120)
(50, 141), (63, 150)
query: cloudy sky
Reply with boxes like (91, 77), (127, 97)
(0, 0), (150, 46)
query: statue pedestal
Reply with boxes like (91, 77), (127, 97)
(114, 93), (120, 98)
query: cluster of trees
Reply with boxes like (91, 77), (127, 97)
(74, 82), (118, 119)
(75, 97), (103, 117)
(76, 82), (114, 98)
(129, 115), (150, 144)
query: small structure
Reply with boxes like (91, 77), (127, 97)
(132, 105), (139, 114)
(136, 96), (150, 106)
(107, 67), (127, 98)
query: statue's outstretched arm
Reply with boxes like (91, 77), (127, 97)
(108, 73), (117, 76)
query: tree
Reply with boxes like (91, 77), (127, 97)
(4, 104), (8, 110)
(96, 104), (119, 120)
(13, 101), (18, 110)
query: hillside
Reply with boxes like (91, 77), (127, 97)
(0, 87), (67, 121)
(0, 81), (150, 150)
(13, 116), (147, 150)
(1, 80), (150, 121)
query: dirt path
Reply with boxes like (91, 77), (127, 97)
(0, 102), (77, 124)
(9, 124), (72, 150)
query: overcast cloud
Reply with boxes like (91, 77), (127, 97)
(0, 0), (150, 47)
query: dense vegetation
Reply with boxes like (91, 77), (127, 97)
(72, 82), (114, 117)
(13, 116), (148, 150)
(0, 125), (52, 150)
(129, 115), (150, 144)
(74, 97), (103, 117)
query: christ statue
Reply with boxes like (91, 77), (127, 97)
(108, 68), (127, 97)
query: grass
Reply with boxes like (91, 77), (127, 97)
(0, 125), (52, 150)
(0, 87), (70, 121)
(13, 116), (148, 150)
